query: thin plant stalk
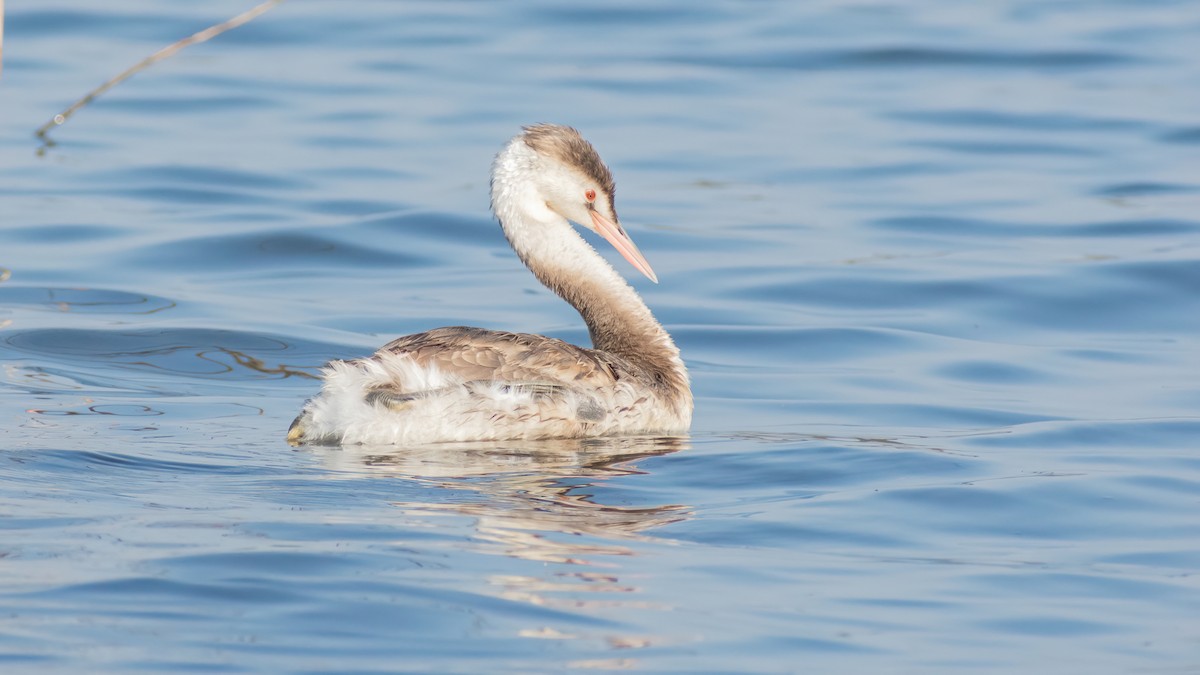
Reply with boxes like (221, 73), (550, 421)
(35, 0), (286, 141)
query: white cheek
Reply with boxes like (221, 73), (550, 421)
(547, 200), (592, 231)
(526, 194), (559, 222)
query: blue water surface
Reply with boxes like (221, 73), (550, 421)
(2, 1), (1200, 672)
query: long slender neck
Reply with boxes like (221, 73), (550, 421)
(492, 218), (681, 392)
(502, 203), (674, 363)
(489, 137), (689, 398)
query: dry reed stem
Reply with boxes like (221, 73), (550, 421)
(35, 0), (286, 141)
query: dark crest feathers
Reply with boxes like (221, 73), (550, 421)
(521, 123), (616, 198)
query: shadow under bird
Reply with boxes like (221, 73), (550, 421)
(289, 124), (692, 445)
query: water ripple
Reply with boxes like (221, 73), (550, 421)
(3, 327), (349, 387)
(871, 215), (1200, 239)
(889, 109), (1151, 133)
(1159, 126), (1200, 144)
(668, 47), (1136, 71)
(126, 231), (431, 272)
(15, 448), (251, 475)
(0, 286), (175, 315)
(97, 165), (312, 192)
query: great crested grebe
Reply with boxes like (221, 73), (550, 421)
(288, 124), (691, 445)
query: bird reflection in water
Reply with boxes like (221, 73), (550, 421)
(313, 435), (689, 560)
(306, 435), (690, 659)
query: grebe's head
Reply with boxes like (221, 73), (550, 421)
(491, 123), (657, 283)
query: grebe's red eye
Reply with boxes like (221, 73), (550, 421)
(585, 189), (596, 202)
